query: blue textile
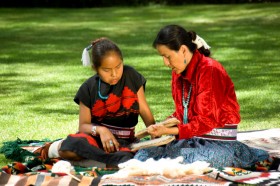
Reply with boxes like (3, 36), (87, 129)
(134, 137), (269, 168)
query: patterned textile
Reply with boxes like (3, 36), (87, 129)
(1, 129), (280, 186)
(99, 174), (232, 186)
(1, 167), (280, 186)
(238, 128), (280, 158)
(0, 139), (59, 175)
(1, 167), (279, 186)
(0, 168), (119, 186)
(98, 168), (280, 186)
(217, 167), (280, 185)
(0, 172), (94, 186)
(197, 124), (238, 141)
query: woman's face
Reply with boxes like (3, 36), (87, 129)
(156, 44), (189, 74)
(96, 52), (124, 85)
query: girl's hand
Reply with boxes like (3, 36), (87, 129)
(97, 126), (120, 153)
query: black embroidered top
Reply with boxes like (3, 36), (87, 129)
(74, 65), (146, 128)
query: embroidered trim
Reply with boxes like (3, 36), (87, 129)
(96, 123), (135, 139)
(196, 124), (238, 141)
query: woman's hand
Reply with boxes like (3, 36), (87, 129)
(97, 126), (120, 153)
(147, 124), (167, 138)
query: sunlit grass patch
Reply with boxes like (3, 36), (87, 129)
(0, 3), (279, 166)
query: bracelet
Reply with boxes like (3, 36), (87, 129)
(91, 126), (97, 136)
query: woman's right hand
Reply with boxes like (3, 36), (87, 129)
(97, 126), (120, 153)
(147, 124), (166, 137)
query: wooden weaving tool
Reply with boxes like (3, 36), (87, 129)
(130, 117), (180, 151)
(135, 117), (180, 139)
(130, 135), (176, 151)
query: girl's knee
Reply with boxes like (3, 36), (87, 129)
(58, 150), (83, 161)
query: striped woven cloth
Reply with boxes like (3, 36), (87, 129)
(0, 129), (279, 186)
(0, 168), (118, 186)
(0, 172), (94, 186)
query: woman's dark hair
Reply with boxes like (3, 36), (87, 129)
(91, 38), (123, 69)
(152, 25), (210, 57)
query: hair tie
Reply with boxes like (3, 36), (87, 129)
(192, 35), (210, 50)
(81, 44), (92, 66)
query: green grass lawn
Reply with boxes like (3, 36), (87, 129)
(0, 3), (279, 167)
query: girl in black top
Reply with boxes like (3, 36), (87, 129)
(58, 38), (155, 166)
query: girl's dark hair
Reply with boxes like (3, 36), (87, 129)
(152, 25), (210, 57)
(91, 38), (123, 69)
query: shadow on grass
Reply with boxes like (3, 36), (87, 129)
(0, 4), (279, 125)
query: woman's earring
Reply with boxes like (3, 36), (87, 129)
(184, 59), (186, 64)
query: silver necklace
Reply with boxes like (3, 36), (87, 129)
(182, 82), (192, 124)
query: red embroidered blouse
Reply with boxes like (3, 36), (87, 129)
(170, 50), (241, 140)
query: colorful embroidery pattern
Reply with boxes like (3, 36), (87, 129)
(91, 86), (138, 119)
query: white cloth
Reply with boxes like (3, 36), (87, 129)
(81, 48), (91, 66)
(48, 139), (63, 158)
(192, 35), (211, 49)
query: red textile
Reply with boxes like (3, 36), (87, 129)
(171, 50), (240, 139)
(69, 133), (99, 147)
(69, 133), (132, 152)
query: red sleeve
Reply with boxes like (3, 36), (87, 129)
(177, 62), (240, 140)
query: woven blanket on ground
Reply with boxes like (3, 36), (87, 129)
(0, 168), (116, 186)
(0, 172), (94, 186)
(0, 128), (279, 186)
(0, 168), (280, 186)
(1, 167), (280, 186)
(99, 169), (280, 186)
(99, 174), (232, 186)
(237, 128), (280, 158)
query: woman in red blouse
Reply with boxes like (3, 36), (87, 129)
(134, 25), (269, 168)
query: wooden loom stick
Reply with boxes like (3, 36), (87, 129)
(66, 172), (81, 182)
(130, 135), (175, 151)
(135, 117), (180, 139)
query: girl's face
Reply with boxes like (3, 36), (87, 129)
(96, 52), (124, 85)
(156, 44), (191, 74)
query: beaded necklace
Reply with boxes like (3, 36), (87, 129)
(182, 82), (192, 124)
(98, 78), (109, 100)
